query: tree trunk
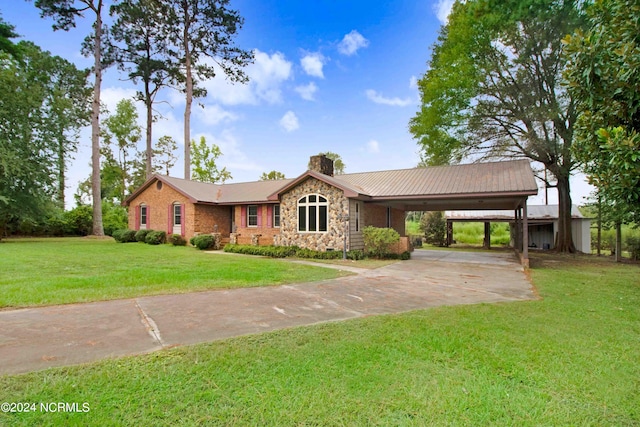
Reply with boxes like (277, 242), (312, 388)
(145, 82), (153, 179)
(91, 0), (104, 236)
(555, 174), (575, 253)
(57, 138), (65, 209)
(615, 222), (622, 263)
(183, 7), (192, 180)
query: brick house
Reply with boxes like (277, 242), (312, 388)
(124, 155), (538, 255)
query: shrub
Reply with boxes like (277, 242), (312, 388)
(135, 229), (151, 242)
(347, 249), (365, 260)
(295, 248), (342, 259)
(362, 226), (400, 258)
(420, 211), (447, 247)
(112, 229), (137, 243)
(145, 230), (166, 245)
(63, 205), (93, 236)
(169, 234), (187, 246)
(626, 236), (640, 260)
(400, 251), (411, 260)
(192, 234), (215, 250)
(223, 244), (297, 257)
(102, 203), (128, 237)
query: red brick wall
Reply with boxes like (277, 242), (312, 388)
(128, 181), (191, 236)
(233, 204), (281, 246)
(363, 204), (406, 236)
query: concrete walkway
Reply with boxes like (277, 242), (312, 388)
(0, 249), (536, 375)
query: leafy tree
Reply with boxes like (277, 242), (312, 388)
(190, 136), (231, 183)
(420, 211), (447, 247)
(101, 99), (142, 204)
(309, 152), (346, 175)
(563, 0), (640, 223)
(0, 15), (21, 58)
(34, 0), (112, 235)
(154, 135), (179, 176)
(0, 40), (88, 238)
(260, 170), (286, 180)
(110, 0), (178, 179)
(159, 0), (253, 179)
(410, 0), (586, 252)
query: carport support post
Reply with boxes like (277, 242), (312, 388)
(483, 222), (491, 249)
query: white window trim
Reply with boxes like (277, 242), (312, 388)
(247, 205), (258, 227)
(140, 205), (147, 230)
(297, 194), (328, 233)
(273, 204), (281, 228)
(173, 203), (181, 226)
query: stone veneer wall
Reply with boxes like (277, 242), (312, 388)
(274, 177), (348, 251)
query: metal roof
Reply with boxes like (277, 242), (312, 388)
(124, 160), (538, 210)
(336, 160), (537, 198)
(446, 205), (585, 221)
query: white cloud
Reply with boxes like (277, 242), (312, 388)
(279, 111), (299, 132)
(300, 53), (325, 78)
(194, 103), (239, 126)
(367, 140), (380, 153)
(201, 49), (293, 105)
(338, 30), (369, 56)
(365, 89), (414, 107)
(295, 82), (318, 101)
(434, 0), (455, 24)
(409, 75), (419, 90)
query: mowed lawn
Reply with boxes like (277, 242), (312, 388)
(0, 251), (638, 425)
(0, 238), (347, 309)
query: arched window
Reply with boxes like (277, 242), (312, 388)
(298, 194), (328, 233)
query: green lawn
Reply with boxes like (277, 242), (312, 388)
(0, 238), (348, 309)
(1, 253), (638, 425)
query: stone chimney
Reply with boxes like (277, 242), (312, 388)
(309, 154), (334, 176)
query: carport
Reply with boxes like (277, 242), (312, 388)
(337, 160), (539, 266)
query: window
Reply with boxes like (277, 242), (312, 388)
(173, 203), (181, 226)
(273, 204), (280, 227)
(386, 207), (392, 228)
(298, 195), (328, 233)
(247, 205), (258, 227)
(355, 202), (360, 232)
(140, 205), (147, 229)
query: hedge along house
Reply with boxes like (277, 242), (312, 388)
(124, 155), (538, 263)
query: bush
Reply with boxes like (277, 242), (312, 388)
(145, 230), (166, 245)
(102, 203), (128, 237)
(420, 211), (447, 247)
(295, 248), (342, 259)
(192, 234), (215, 250)
(169, 234), (187, 246)
(112, 229), (137, 243)
(347, 249), (365, 260)
(135, 229), (151, 242)
(626, 236), (640, 260)
(362, 226), (400, 258)
(223, 244), (298, 257)
(63, 205), (93, 236)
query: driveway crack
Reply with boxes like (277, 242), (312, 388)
(134, 300), (166, 348)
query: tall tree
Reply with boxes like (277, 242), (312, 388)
(110, 0), (178, 179)
(410, 0), (586, 252)
(563, 0), (640, 224)
(34, 0), (111, 235)
(0, 40), (87, 236)
(154, 135), (179, 176)
(101, 99), (142, 204)
(0, 15), (21, 59)
(190, 136), (231, 183)
(161, 0), (253, 179)
(260, 170), (286, 180)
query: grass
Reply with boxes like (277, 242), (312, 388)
(0, 238), (348, 309)
(1, 253), (638, 425)
(407, 220), (511, 246)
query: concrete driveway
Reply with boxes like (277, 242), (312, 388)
(0, 249), (536, 375)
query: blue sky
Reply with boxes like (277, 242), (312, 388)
(1, 0), (592, 208)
